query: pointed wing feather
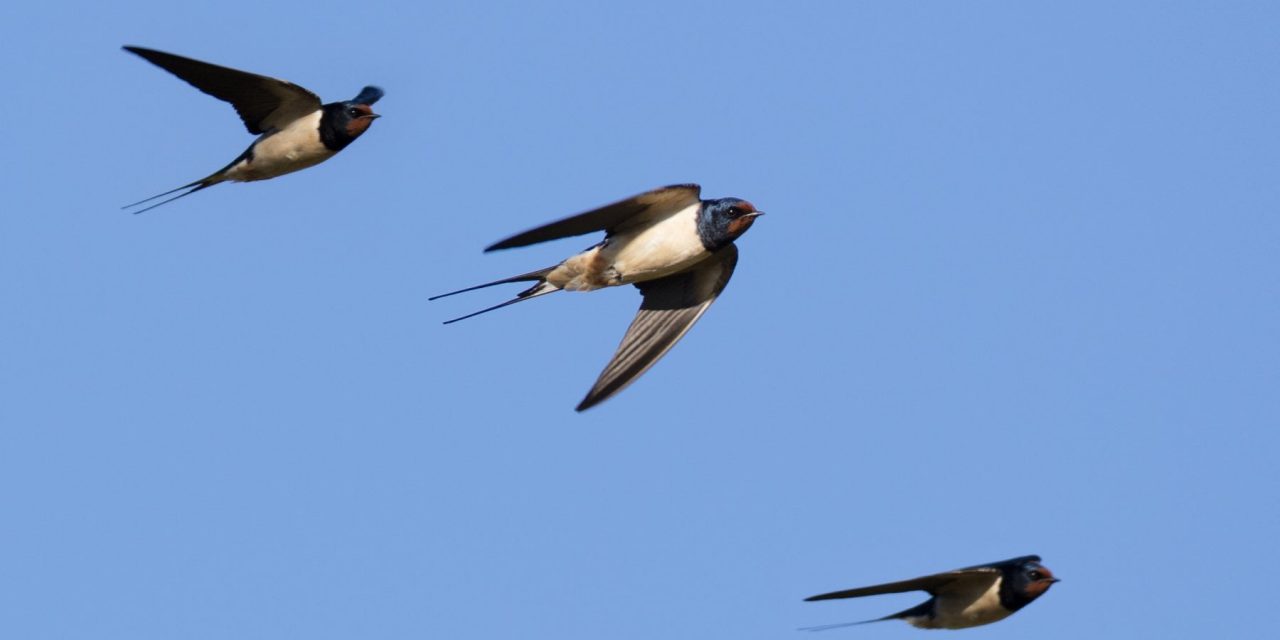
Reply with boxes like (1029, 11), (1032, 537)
(575, 244), (738, 411)
(124, 46), (322, 135)
(805, 576), (957, 601)
(805, 566), (1002, 601)
(486, 184), (702, 252)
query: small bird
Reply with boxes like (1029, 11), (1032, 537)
(121, 45), (384, 213)
(802, 555), (1058, 631)
(431, 184), (763, 411)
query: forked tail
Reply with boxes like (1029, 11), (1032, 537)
(799, 601), (926, 631)
(122, 176), (221, 214)
(797, 619), (879, 632)
(430, 266), (560, 324)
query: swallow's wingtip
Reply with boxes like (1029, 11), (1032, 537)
(353, 85), (386, 105)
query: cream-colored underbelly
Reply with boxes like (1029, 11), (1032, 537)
(226, 111), (333, 182)
(545, 203), (709, 291)
(911, 579), (1011, 629)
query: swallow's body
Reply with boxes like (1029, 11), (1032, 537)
(122, 46), (383, 213)
(802, 555), (1058, 632)
(431, 184), (763, 411)
(220, 110), (330, 182)
(904, 575), (1008, 629)
(545, 200), (705, 291)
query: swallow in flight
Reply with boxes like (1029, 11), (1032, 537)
(802, 555), (1059, 631)
(431, 184), (764, 411)
(121, 45), (383, 213)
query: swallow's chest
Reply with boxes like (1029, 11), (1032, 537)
(925, 579), (1010, 629)
(547, 205), (707, 291)
(604, 206), (709, 282)
(233, 111), (333, 181)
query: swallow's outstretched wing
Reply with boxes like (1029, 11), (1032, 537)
(123, 46), (322, 135)
(486, 184), (702, 251)
(576, 244), (738, 412)
(805, 563), (1011, 602)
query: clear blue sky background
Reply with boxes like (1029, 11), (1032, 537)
(3, 2), (1277, 638)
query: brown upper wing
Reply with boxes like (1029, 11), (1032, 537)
(485, 184), (702, 252)
(575, 244), (738, 412)
(124, 46), (322, 135)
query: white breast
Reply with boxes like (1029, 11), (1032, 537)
(913, 576), (1012, 630)
(543, 202), (711, 292)
(931, 578), (1008, 627)
(604, 202), (708, 283)
(225, 110), (333, 182)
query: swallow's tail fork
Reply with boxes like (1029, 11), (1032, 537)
(430, 266), (561, 324)
(122, 176), (222, 215)
(799, 601), (927, 632)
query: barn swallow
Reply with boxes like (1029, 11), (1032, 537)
(801, 555), (1058, 631)
(430, 184), (763, 411)
(121, 45), (383, 213)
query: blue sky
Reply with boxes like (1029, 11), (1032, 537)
(3, 1), (1278, 638)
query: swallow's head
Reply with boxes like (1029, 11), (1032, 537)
(698, 197), (764, 250)
(1011, 559), (1059, 601)
(337, 86), (384, 137)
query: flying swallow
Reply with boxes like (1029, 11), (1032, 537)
(121, 45), (383, 213)
(430, 184), (763, 411)
(802, 555), (1059, 631)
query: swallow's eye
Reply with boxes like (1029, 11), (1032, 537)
(727, 206), (741, 216)
(1028, 570), (1044, 580)
(347, 107), (361, 117)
